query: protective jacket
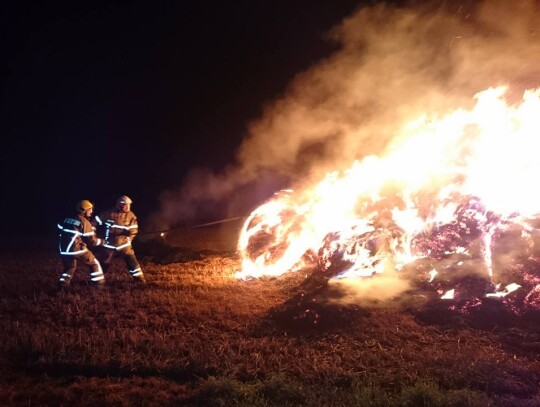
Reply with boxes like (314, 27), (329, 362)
(58, 214), (102, 255)
(95, 208), (139, 250)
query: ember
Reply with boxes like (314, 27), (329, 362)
(236, 87), (540, 314)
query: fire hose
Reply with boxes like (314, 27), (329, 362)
(138, 216), (247, 237)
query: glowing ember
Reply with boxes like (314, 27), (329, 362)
(235, 87), (540, 312)
(486, 283), (521, 298)
(441, 290), (455, 300)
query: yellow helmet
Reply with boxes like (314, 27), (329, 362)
(76, 200), (94, 213)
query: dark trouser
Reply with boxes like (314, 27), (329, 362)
(59, 250), (105, 287)
(99, 247), (145, 282)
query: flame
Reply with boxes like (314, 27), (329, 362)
(235, 86), (540, 310)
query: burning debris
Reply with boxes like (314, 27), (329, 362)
(236, 87), (540, 317)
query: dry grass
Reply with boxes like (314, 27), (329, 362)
(0, 231), (539, 406)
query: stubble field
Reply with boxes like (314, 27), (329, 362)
(1, 228), (539, 406)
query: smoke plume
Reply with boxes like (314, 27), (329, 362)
(149, 0), (540, 232)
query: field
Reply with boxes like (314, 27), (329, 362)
(1, 227), (540, 406)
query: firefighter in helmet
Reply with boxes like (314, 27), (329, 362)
(95, 195), (146, 283)
(57, 200), (106, 288)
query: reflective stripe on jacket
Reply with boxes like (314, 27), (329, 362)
(95, 208), (139, 250)
(58, 214), (102, 255)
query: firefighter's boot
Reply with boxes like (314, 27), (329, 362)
(126, 255), (145, 284)
(89, 259), (106, 287)
(58, 272), (72, 289)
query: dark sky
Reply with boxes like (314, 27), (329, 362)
(2, 1), (365, 237)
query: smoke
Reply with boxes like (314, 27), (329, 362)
(150, 0), (540, 231)
(326, 262), (412, 306)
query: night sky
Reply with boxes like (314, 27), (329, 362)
(2, 1), (365, 237)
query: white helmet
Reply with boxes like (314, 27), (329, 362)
(116, 195), (133, 206)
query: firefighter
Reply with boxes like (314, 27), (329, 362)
(95, 195), (146, 283)
(57, 200), (105, 288)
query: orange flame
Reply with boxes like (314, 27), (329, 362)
(236, 86), (540, 305)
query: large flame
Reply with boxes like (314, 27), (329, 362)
(235, 86), (540, 310)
